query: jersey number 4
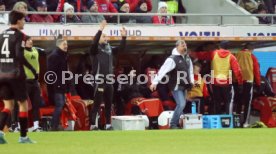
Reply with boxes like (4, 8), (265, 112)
(1, 38), (10, 58)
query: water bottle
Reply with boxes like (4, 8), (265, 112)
(191, 102), (196, 114)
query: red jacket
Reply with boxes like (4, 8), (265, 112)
(253, 96), (276, 125)
(126, 0), (152, 12)
(152, 16), (174, 24)
(191, 49), (243, 85)
(30, 14), (54, 23)
(96, 0), (118, 13)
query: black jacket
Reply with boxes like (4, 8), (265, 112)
(47, 47), (70, 93)
(89, 30), (126, 79)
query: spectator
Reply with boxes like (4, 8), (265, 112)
(152, 2), (175, 25)
(47, 35), (70, 131)
(126, 0), (152, 12)
(12, 1), (30, 22)
(166, 0), (186, 23)
(13, 1), (28, 13)
(81, 0), (105, 23)
(254, 4), (271, 24)
(30, 0), (54, 23)
(0, 2), (8, 24)
(263, 0), (276, 14)
(60, 2), (81, 23)
(135, 0), (152, 23)
(116, 0), (136, 23)
(55, 0), (82, 22)
(1, 0), (16, 11)
(94, 0), (117, 13)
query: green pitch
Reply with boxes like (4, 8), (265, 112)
(1, 129), (276, 154)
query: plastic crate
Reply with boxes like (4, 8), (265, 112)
(203, 115), (233, 129)
(182, 114), (203, 129)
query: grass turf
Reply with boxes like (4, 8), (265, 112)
(1, 129), (276, 154)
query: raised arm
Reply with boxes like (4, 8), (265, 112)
(190, 51), (214, 60)
(90, 20), (107, 55)
(113, 27), (127, 55)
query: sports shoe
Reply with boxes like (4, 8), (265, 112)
(33, 127), (43, 132)
(170, 125), (180, 129)
(105, 126), (113, 131)
(13, 127), (20, 133)
(0, 131), (7, 144)
(18, 137), (36, 144)
(243, 123), (250, 128)
(90, 126), (99, 131)
(8, 127), (20, 133)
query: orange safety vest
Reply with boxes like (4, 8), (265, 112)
(236, 51), (254, 82)
(211, 52), (231, 80)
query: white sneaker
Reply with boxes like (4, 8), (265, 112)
(18, 137), (36, 144)
(33, 127), (43, 132)
(243, 123), (250, 128)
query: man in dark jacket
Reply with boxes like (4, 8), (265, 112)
(81, 0), (105, 23)
(47, 36), (70, 131)
(30, 0), (54, 23)
(89, 20), (127, 130)
(135, 0), (152, 23)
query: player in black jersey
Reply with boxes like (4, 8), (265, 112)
(0, 10), (37, 144)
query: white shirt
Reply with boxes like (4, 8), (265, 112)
(152, 48), (194, 90)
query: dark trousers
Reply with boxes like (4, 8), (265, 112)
(26, 80), (42, 122)
(90, 84), (113, 125)
(212, 85), (234, 114)
(235, 82), (253, 124)
(51, 93), (66, 129)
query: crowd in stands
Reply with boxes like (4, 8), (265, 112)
(0, 0), (187, 24)
(0, 0), (275, 24)
(233, 0), (276, 24)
